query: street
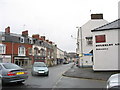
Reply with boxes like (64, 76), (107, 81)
(2, 63), (106, 89)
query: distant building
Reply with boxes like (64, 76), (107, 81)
(92, 19), (120, 71)
(76, 14), (108, 67)
(68, 52), (77, 62)
(32, 34), (47, 63)
(57, 48), (64, 64)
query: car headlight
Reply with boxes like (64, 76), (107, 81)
(45, 69), (48, 72)
(107, 81), (110, 89)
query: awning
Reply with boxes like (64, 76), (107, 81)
(14, 56), (29, 60)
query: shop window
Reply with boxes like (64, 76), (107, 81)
(95, 35), (106, 43)
(0, 44), (6, 54)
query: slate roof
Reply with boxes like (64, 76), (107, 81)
(91, 19), (120, 32)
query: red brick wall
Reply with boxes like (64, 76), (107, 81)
(2, 42), (32, 56)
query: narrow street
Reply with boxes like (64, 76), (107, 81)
(2, 63), (106, 89)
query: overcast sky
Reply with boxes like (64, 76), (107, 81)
(0, 0), (119, 52)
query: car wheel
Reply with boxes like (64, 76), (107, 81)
(46, 72), (49, 76)
(17, 81), (24, 84)
(2, 80), (6, 86)
(31, 72), (35, 76)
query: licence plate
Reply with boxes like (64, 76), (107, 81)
(16, 72), (24, 75)
(38, 71), (44, 73)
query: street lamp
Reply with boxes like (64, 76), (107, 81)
(76, 26), (83, 68)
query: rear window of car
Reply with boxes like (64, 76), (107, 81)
(33, 62), (46, 67)
(3, 63), (21, 69)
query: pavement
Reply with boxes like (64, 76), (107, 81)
(63, 64), (119, 81)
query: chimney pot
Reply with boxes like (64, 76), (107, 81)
(41, 36), (46, 40)
(32, 34), (39, 39)
(5, 26), (10, 34)
(22, 30), (28, 37)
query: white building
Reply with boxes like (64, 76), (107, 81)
(91, 19), (120, 71)
(76, 14), (108, 67)
(118, 1), (120, 18)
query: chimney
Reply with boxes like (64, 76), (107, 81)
(91, 14), (103, 19)
(22, 30), (28, 37)
(32, 34), (39, 39)
(49, 41), (52, 44)
(41, 36), (46, 40)
(46, 40), (49, 42)
(5, 26), (10, 34)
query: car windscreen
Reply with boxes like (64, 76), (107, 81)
(3, 63), (21, 69)
(33, 63), (46, 67)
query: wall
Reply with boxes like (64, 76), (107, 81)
(79, 19), (108, 67)
(93, 30), (119, 71)
(118, 1), (120, 18)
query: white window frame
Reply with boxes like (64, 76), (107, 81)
(29, 38), (33, 44)
(0, 44), (6, 54)
(20, 37), (24, 43)
(18, 46), (25, 56)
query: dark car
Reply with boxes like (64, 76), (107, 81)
(0, 63), (28, 85)
(31, 62), (49, 76)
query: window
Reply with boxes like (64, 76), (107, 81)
(28, 48), (32, 55)
(18, 46), (25, 56)
(0, 44), (6, 54)
(86, 37), (93, 46)
(28, 38), (33, 44)
(34, 47), (38, 55)
(20, 37), (24, 43)
(95, 35), (106, 43)
(40, 48), (45, 56)
(2, 37), (5, 41)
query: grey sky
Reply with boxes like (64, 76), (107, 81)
(0, 0), (119, 52)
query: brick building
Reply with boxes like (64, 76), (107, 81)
(0, 27), (33, 68)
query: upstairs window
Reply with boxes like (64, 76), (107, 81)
(34, 47), (38, 55)
(18, 46), (25, 56)
(28, 38), (33, 44)
(86, 37), (93, 46)
(0, 44), (6, 54)
(20, 37), (24, 43)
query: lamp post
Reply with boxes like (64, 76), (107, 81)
(76, 26), (83, 68)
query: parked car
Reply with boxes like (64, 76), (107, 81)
(31, 62), (49, 76)
(63, 61), (69, 64)
(0, 63), (28, 85)
(107, 73), (120, 90)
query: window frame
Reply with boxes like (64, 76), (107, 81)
(18, 46), (26, 56)
(0, 44), (6, 54)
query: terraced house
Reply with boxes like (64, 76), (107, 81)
(0, 27), (33, 68)
(0, 26), (62, 68)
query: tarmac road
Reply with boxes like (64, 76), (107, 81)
(2, 63), (106, 89)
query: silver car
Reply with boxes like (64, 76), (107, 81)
(31, 62), (49, 76)
(0, 63), (28, 85)
(107, 73), (120, 89)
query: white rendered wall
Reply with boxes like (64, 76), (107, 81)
(118, 1), (120, 18)
(80, 19), (108, 67)
(93, 30), (119, 71)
